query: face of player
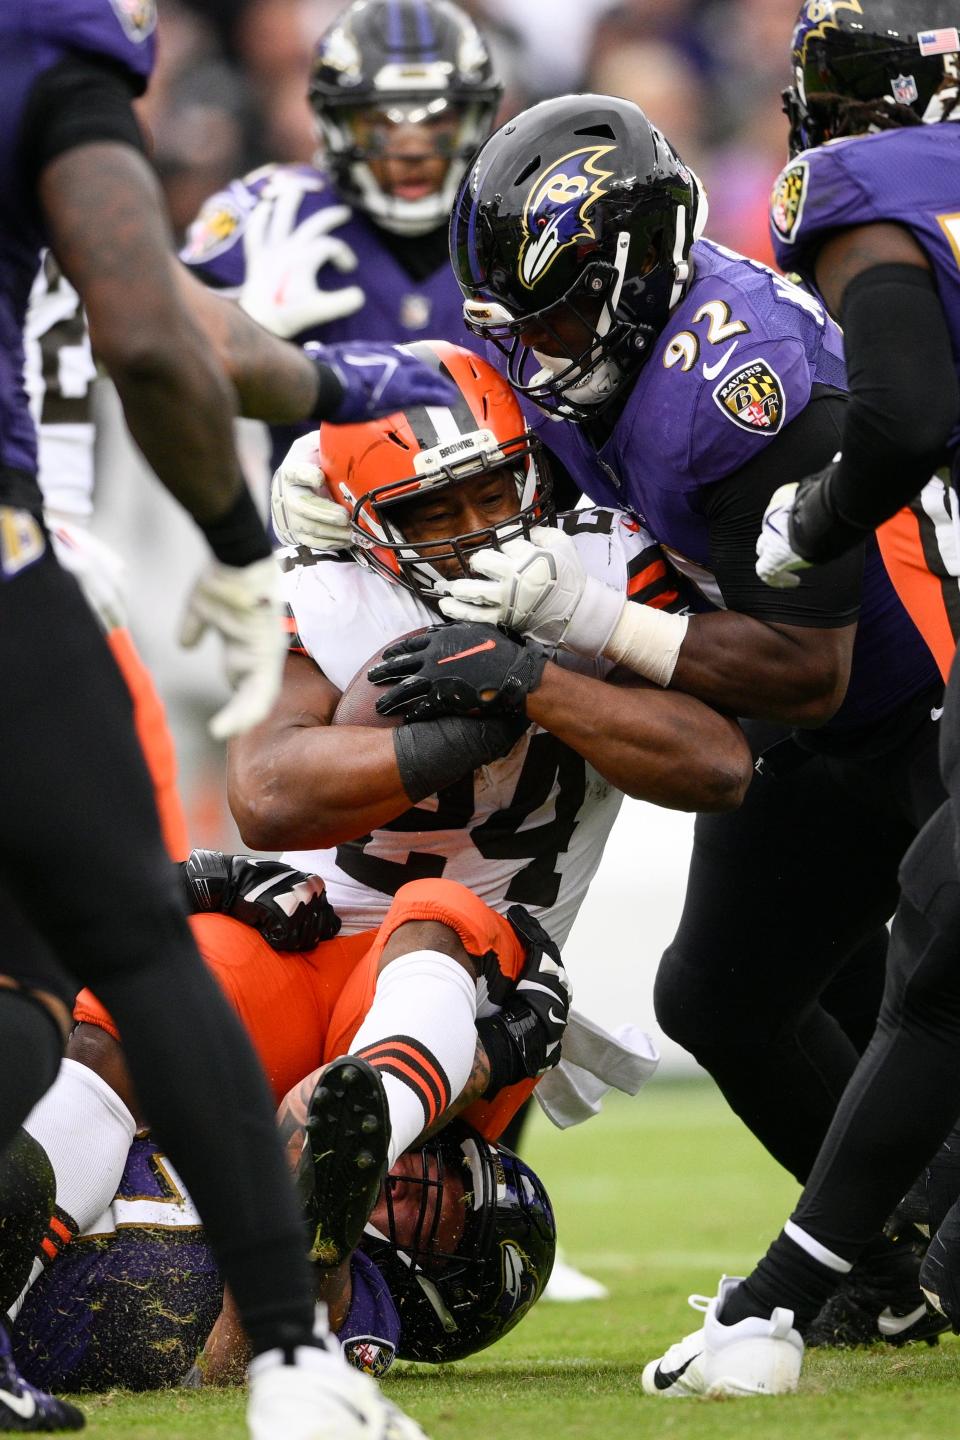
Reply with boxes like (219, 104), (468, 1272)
(370, 1147), (467, 1260)
(345, 103), (464, 203)
(387, 465), (523, 580)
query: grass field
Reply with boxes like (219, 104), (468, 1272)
(75, 1079), (960, 1439)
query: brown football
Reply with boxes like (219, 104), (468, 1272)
(331, 627), (430, 729)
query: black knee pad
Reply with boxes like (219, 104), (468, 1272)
(0, 1128), (55, 1312)
(654, 944), (731, 1052)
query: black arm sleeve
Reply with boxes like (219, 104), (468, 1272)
(699, 389), (864, 627)
(19, 55), (146, 187)
(823, 264), (960, 531)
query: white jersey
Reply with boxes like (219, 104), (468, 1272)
(280, 507), (680, 950)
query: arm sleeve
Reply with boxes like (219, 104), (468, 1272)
(19, 55), (146, 186)
(700, 389), (864, 626)
(825, 264), (960, 529)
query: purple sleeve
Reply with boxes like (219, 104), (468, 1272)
(179, 179), (260, 289)
(28, 0), (156, 91)
(770, 143), (878, 276)
(339, 1250), (401, 1378)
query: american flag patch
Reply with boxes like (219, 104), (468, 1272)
(918, 27), (960, 56)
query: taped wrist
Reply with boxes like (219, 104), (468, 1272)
(476, 1005), (546, 1097)
(198, 485), (271, 566)
(304, 344), (347, 421)
(394, 714), (526, 804)
(562, 575), (626, 655)
(603, 602), (689, 686)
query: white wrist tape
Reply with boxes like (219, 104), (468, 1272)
(603, 602), (689, 687)
(563, 574), (630, 656)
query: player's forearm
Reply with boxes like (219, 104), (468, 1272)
(526, 664), (752, 812)
(228, 726), (413, 850)
(40, 144), (250, 521)
(176, 265), (322, 423)
(668, 611), (853, 727)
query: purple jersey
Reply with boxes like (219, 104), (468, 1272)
(770, 124), (960, 454)
(180, 162), (482, 471)
(525, 239), (938, 731)
(12, 1139), (400, 1390)
(0, 0), (156, 481)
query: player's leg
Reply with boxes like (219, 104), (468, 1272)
(0, 551), (331, 1419)
(654, 731), (919, 1184)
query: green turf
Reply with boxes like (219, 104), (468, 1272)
(74, 1079), (960, 1438)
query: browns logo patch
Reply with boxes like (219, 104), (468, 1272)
(770, 161), (808, 244)
(713, 360), (786, 435)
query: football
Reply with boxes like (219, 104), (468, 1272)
(331, 627), (430, 728)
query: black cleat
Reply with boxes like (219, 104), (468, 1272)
(806, 1230), (949, 1349)
(920, 1195), (960, 1330)
(0, 1323), (84, 1431)
(296, 1056), (390, 1269)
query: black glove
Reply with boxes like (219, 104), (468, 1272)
(369, 622), (548, 722)
(789, 462), (868, 564)
(179, 849), (341, 951)
(476, 905), (571, 1096)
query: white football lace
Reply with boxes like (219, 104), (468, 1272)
(687, 1293), (711, 1314)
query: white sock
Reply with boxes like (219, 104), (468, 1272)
(24, 1058), (136, 1235)
(349, 950), (476, 1165)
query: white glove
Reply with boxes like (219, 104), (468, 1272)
(756, 482), (812, 590)
(180, 554), (287, 740)
(439, 526), (625, 654)
(47, 514), (128, 632)
(239, 191), (364, 339)
(270, 433), (352, 551)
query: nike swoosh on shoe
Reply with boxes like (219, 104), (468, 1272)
(652, 1352), (701, 1390)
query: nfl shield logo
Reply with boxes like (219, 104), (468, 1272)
(891, 73), (919, 105)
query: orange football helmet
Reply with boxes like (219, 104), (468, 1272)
(318, 340), (553, 600)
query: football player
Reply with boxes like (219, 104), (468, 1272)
(10, 1122), (555, 1393)
(0, 0), (454, 1433)
(443, 91), (951, 1345)
(640, 2), (960, 1398)
(231, 342), (752, 969)
(182, 0), (505, 514)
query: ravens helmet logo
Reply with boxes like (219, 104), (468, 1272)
(518, 146), (617, 290)
(793, 0), (864, 66)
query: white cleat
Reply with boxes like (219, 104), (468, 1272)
(543, 1256), (609, 1303)
(641, 1276), (803, 1398)
(248, 1343), (430, 1440)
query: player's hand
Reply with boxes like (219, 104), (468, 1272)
(305, 341), (459, 423)
(180, 554), (286, 740)
(47, 513), (128, 631)
(239, 191), (364, 339)
(181, 848), (341, 950)
(270, 433), (352, 550)
(368, 622), (548, 720)
(477, 906), (571, 1090)
(439, 526), (625, 654)
(756, 481), (811, 589)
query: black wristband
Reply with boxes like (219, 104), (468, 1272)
(306, 350), (346, 422)
(198, 484), (271, 567)
(476, 1016), (525, 1098)
(393, 714), (525, 804)
(789, 467), (868, 563)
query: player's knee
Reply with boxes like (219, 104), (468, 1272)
(379, 918), (472, 974)
(654, 944), (744, 1052)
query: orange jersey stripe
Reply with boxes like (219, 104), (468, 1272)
(627, 559), (667, 596)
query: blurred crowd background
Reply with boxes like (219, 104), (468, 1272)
(141, 0), (798, 267)
(97, 0), (804, 1066)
